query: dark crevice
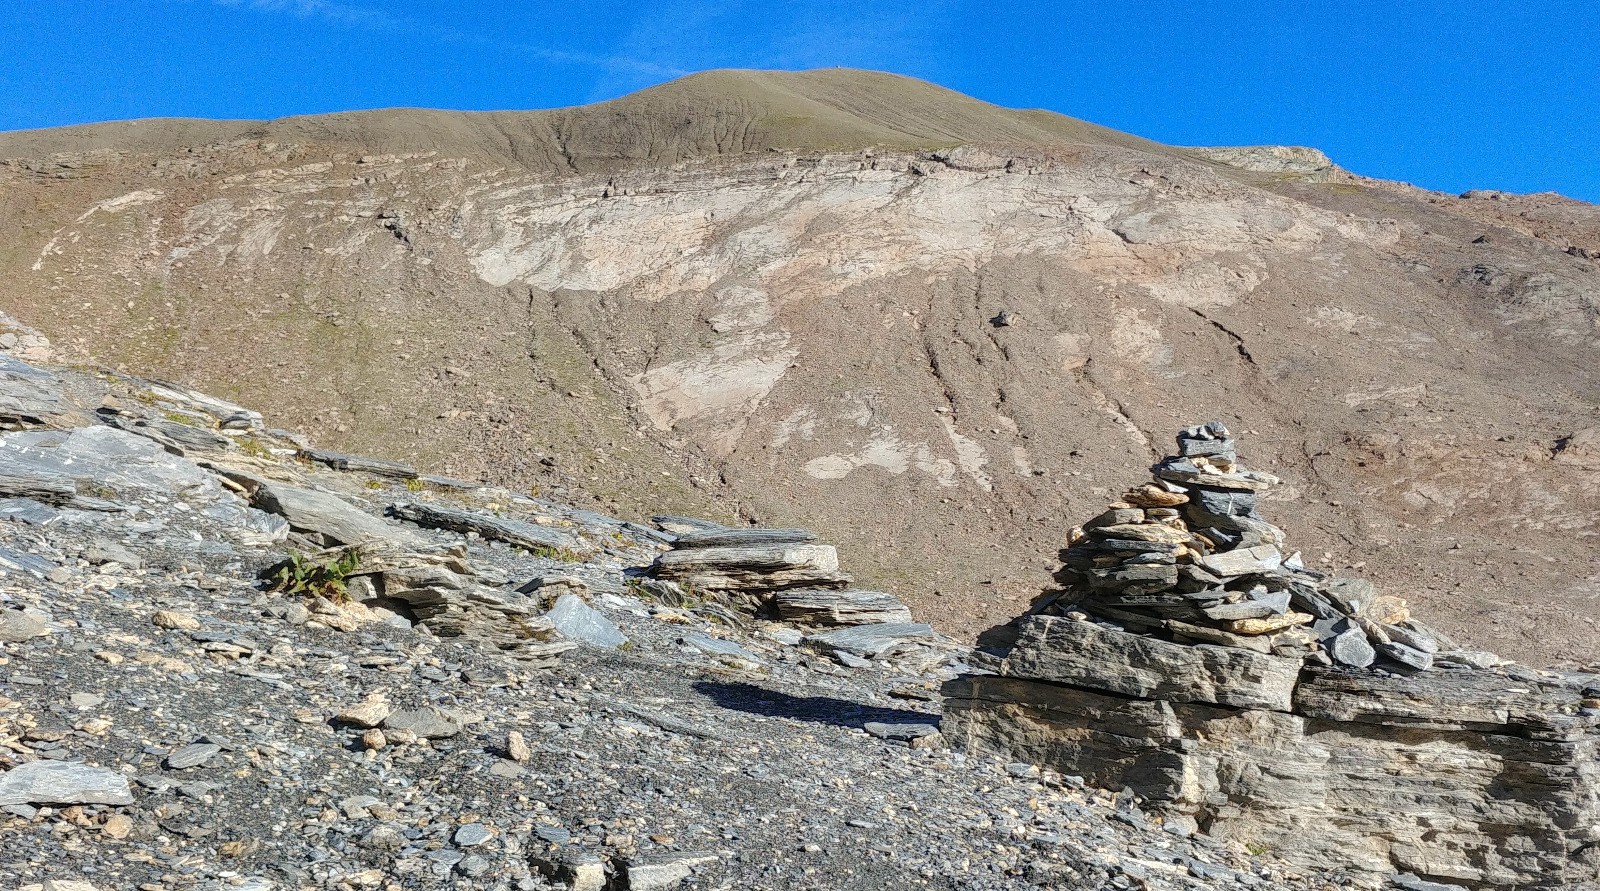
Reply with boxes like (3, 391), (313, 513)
(1188, 307), (1258, 366)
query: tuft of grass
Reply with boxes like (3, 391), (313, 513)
(162, 411), (212, 429)
(404, 478), (425, 493)
(524, 543), (587, 563)
(238, 438), (274, 460)
(268, 547), (363, 602)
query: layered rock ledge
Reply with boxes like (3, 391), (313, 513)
(944, 615), (1600, 889)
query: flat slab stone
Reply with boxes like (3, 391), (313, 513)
(254, 481), (423, 547)
(671, 527), (817, 549)
(864, 721), (940, 742)
(165, 743), (222, 770)
(651, 515), (727, 534)
(389, 500), (579, 551)
(1294, 666), (1589, 737)
(1, 426), (220, 500)
(300, 448), (417, 479)
(0, 760), (134, 806)
(651, 543), (849, 593)
(382, 706), (463, 739)
(546, 594), (627, 648)
(772, 588), (913, 626)
(1001, 616), (1301, 712)
(0, 355), (69, 425)
(623, 852), (719, 890)
(805, 623), (936, 658)
(0, 608), (49, 642)
(1195, 545), (1283, 577)
(680, 632), (758, 661)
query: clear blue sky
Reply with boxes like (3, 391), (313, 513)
(4, 1), (1596, 201)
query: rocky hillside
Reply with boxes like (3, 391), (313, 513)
(0, 330), (1371, 890)
(1, 68), (1597, 665)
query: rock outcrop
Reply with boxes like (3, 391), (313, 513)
(944, 425), (1600, 889)
(3, 354), (1350, 891)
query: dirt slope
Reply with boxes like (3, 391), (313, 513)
(2, 68), (1597, 665)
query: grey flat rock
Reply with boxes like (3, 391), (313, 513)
(623, 852), (719, 890)
(651, 515), (727, 534)
(0, 498), (60, 525)
(0, 609), (48, 643)
(1195, 545), (1283, 578)
(300, 448), (417, 479)
(805, 623), (936, 658)
(382, 706), (463, 739)
(681, 632), (757, 661)
(0, 426), (220, 501)
(546, 594), (627, 648)
(389, 500), (578, 550)
(0, 760), (134, 806)
(1328, 627), (1377, 669)
(165, 743), (222, 770)
(671, 527), (817, 549)
(864, 722), (940, 742)
(773, 588), (913, 626)
(254, 481), (422, 547)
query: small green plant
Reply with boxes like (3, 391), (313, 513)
(1244, 841), (1271, 858)
(162, 411), (212, 429)
(364, 479), (384, 490)
(269, 547), (363, 602)
(404, 478), (425, 493)
(238, 438), (273, 460)
(522, 542), (589, 562)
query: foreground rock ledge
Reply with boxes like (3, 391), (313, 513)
(943, 615), (1600, 889)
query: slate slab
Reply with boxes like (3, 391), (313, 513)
(0, 760), (134, 806)
(546, 594), (627, 648)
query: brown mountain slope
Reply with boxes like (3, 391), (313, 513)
(2, 68), (1598, 666)
(0, 68), (1167, 169)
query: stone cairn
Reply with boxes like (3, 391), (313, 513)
(1040, 420), (1494, 672)
(943, 423), (1600, 889)
(645, 517), (914, 625)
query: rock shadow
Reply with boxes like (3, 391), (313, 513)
(691, 680), (937, 731)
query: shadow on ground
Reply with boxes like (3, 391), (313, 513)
(692, 680), (938, 731)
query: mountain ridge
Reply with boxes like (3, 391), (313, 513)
(0, 68), (1173, 170)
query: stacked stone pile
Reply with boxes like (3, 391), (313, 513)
(945, 421), (1600, 888)
(647, 522), (851, 611)
(1043, 421), (1499, 673)
(648, 517), (911, 616)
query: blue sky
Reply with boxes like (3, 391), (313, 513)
(3, 1), (1596, 201)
